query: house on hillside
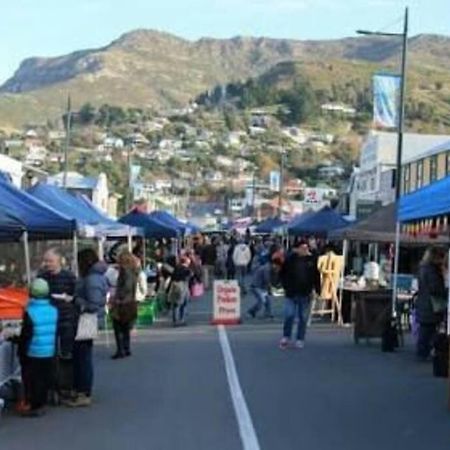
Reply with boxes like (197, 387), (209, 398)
(47, 171), (109, 213)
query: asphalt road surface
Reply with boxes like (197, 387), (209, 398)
(1, 291), (449, 450)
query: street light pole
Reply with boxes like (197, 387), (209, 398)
(357, 7), (408, 349)
(63, 94), (72, 189)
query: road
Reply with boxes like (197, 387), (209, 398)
(1, 291), (449, 450)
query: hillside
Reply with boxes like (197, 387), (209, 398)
(0, 30), (450, 129)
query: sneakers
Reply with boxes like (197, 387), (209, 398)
(279, 338), (305, 350)
(65, 393), (92, 408)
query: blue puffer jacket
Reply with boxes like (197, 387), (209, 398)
(27, 299), (58, 358)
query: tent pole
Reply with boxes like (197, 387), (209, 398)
(23, 231), (31, 286)
(73, 232), (79, 276)
(127, 230), (132, 252)
(338, 239), (348, 326)
(98, 237), (105, 261)
(391, 221), (401, 317)
(143, 238), (147, 266)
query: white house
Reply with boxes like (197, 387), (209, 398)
(47, 171), (109, 213)
(0, 154), (23, 187)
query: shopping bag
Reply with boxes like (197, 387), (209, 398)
(75, 313), (98, 341)
(190, 282), (204, 298)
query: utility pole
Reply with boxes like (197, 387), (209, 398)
(278, 151), (285, 219)
(126, 143), (134, 212)
(63, 95), (72, 189)
(251, 171), (256, 219)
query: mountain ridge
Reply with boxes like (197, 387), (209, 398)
(0, 29), (449, 129)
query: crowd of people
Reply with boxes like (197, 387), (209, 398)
(17, 246), (147, 416)
(11, 231), (449, 417)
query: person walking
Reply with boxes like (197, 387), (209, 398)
(19, 279), (58, 417)
(247, 259), (281, 319)
(233, 239), (252, 294)
(68, 248), (108, 407)
(416, 246), (448, 360)
(110, 250), (139, 359)
(279, 241), (321, 350)
(226, 238), (237, 280)
(215, 238), (229, 279)
(200, 237), (217, 290)
(168, 256), (192, 326)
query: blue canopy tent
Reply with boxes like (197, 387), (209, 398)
(254, 217), (286, 234)
(0, 208), (26, 241)
(119, 210), (179, 239)
(0, 180), (75, 240)
(399, 175), (450, 223)
(288, 206), (349, 237)
(148, 211), (189, 234)
(287, 210), (316, 229)
(28, 183), (135, 238)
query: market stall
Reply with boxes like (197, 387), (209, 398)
(287, 206), (349, 237)
(399, 175), (450, 406)
(0, 181), (76, 406)
(119, 209), (179, 239)
(254, 217), (286, 234)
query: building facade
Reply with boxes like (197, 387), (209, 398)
(402, 139), (450, 194)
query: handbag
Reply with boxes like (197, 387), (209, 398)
(430, 296), (447, 314)
(190, 282), (204, 298)
(75, 313), (98, 341)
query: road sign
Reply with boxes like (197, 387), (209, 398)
(212, 280), (241, 325)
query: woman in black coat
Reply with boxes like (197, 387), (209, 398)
(416, 246), (448, 360)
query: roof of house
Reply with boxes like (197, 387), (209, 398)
(47, 171), (98, 190)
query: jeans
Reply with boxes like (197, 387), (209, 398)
(282, 296), (311, 341)
(235, 266), (247, 293)
(113, 320), (131, 355)
(202, 265), (215, 290)
(73, 340), (93, 396)
(417, 323), (437, 359)
(248, 288), (273, 317)
(172, 296), (188, 323)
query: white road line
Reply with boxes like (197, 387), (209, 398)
(217, 325), (261, 450)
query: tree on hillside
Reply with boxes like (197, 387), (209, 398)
(79, 103), (96, 125)
(278, 80), (317, 125)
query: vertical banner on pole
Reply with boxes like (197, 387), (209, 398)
(269, 171), (280, 192)
(373, 74), (401, 128)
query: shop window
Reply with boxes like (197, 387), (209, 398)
(416, 160), (424, 189)
(429, 155), (438, 183)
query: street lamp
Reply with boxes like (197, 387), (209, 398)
(357, 7), (408, 349)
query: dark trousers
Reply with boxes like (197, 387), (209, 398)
(28, 357), (53, 410)
(417, 323), (437, 359)
(73, 340), (93, 396)
(113, 320), (131, 355)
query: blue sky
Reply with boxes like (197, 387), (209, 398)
(1, 0), (449, 83)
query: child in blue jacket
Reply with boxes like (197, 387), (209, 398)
(19, 278), (58, 417)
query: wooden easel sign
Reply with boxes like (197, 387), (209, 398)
(212, 280), (241, 325)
